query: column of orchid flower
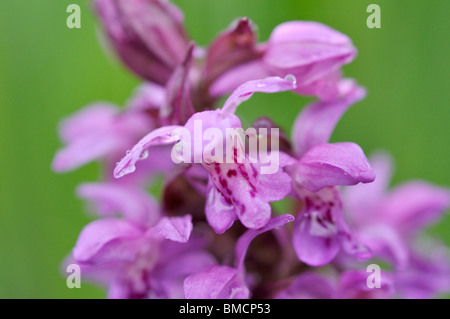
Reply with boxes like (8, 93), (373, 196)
(53, 0), (450, 299)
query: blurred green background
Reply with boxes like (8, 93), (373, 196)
(0, 0), (449, 298)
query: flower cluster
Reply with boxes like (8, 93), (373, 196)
(53, 0), (450, 299)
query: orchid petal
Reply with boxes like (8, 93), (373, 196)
(269, 21), (353, 46)
(113, 125), (182, 178)
(358, 224), (409, 268)
(235, 214), (295, 271)
(379, 181), (450, 233)
(77, 182), (160, 228)
(184, 265), (249, 299)
(343, 151), (393, 223)
(294, 142), (375, 193)
(126, 82), (165, 112)
(275, 272), (335, 299)
(337, 270), (395, 299)
(221, 76), (297, 114)
(206, 161), (291, 230)
(209, 60), (270, 98)
(205, 18), (259, 84)
(293, 208), (341, 267)
(52, 103), (150, 172)
(292, 84), (366, 155)
(264, 21), (356, 84)
(53, 134), (120, 172)
(73, 218), (145, 264)
(205, 180), (238, 234)
(152, 215), (193, 243)
(161, 44), (195, 125)
(116, 0), (188, 67)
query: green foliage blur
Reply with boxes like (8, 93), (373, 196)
(0, 0), (449, 298)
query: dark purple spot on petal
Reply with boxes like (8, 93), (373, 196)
(227, 169), (237, 177)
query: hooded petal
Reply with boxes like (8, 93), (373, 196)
(264, 21), (356, 85)
(184, 265), (249, 299)
(73, 218), (145, 264)
(292, 83), (366, 156)
(268, 21), (352, 46)
(211, 21), (356, 100)
(293, 142), (375, 193)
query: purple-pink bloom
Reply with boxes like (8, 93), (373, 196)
(394, 242), (450, 299)
(341, 152), (450, 298)
(343, 152), (450, 267)
(210, 21), (356, 101)
(51, 81), (180, 187)
(53, 0), (450, 300)
(71, 215), (216, 298)
(285, 83), (374, 266)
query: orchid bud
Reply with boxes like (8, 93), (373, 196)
(94, 0), (189, 85)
